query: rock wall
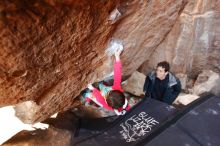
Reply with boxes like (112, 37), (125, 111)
(0, 0), (187, 123)
(139, 0), (220, 78)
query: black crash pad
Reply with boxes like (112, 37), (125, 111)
(144, 95), (220, 146)
(72, 98), (178, 146)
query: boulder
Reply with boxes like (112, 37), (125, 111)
(122, 71), (146, 96)
(193, 70), (220, 96)
(173, 93), (199, 106)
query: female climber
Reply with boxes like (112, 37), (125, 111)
(82, 45), (130, 115)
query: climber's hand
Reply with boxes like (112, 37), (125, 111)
(87, 83), (94, 90)
(114, 45), (123, 61)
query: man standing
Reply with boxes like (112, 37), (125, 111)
(143, 61), (181, 105)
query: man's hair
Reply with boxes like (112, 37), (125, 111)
(106, 90), (125, 109)
(157, 61), (170, 72)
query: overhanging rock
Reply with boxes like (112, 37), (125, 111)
(0, 0), (187, 123)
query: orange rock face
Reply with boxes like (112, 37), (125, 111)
(0, 0), (187, 123)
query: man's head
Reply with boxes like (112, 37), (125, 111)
(156, 61), (170, 80)
(106, 90), (125, 109)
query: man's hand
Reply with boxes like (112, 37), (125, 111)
(145, 92), (151, 98)
(87, 83), (94, 90)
